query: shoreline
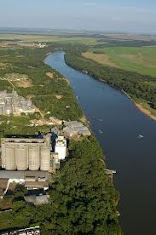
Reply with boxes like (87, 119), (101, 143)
(64, 53), (156, 124)
(134, 102), (156, 122)
(122, 89), (156, 122)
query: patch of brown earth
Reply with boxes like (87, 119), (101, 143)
(82, 52), (118, 67)
(46, 72), (54, 78)
(0, 63), (7, 69)
(56, 95), (63, 99)
(15, 80), (32, 88)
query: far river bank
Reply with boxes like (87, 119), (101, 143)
(121, 90), (156, 122)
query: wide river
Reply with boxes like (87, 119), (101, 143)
(45, 51), (156, 235)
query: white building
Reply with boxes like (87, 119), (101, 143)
(55, 136), (67, 160)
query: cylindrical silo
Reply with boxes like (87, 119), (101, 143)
(28, 145), (40, 171)
(5, 145), (16, 170)
(5, 105), (12, 115)
(1, 143), (6, 169)
(16, 145), (28, 170)
(40, 147), (50, 171)
(0, 107), (3, 115)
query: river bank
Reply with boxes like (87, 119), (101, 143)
(65, 52), (156, 123)
(0, 47), (121, 234)
(47, 51), (156, 235)
(121, 90), (156, 122)
(134, 102), (156, 121)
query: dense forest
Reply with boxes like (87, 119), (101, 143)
(65, 51), (156, 110)
(95, 39), (156, 47)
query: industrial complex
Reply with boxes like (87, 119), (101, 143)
(0, 118), (91, 195)
(0, 132), (67, 193)
(0, 86), (91, 199)
(0, 90), (35, 116)
(63, 121), (91, 137)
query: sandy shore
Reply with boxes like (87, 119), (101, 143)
(122, 89), (156, 121)
(134, 102), (156, 121)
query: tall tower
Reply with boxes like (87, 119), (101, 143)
(55, 136), (67, 160)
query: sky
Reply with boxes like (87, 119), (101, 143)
(0, 0), (156, 34)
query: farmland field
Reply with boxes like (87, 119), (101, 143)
(83, 46), (156, 77)
(0, 33), (96, 45)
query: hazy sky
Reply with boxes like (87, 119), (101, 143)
(0, 0), (156, 34)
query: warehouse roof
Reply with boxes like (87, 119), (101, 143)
(24, 195), (50, 205)
(0, 171), (49, 180)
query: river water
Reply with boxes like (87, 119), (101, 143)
(45, 51), (156, 235)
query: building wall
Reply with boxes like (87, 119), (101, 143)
(1, 135), (51, 171)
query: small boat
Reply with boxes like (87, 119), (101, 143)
(76, 96), (79, 100)
(138, 134), (144, 139)
(97, 119), (103, 122)
(98, 129), (103, 134)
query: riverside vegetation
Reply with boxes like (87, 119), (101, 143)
(0, 45), (121, 234)
(0, 46), (82, 137)
(64, 48), (156, 118)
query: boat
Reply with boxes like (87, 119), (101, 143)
(98, 129), (103, 134)
(138, 134), (144, 139)
(97, 118), (103, 122)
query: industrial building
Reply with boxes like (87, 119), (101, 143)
(55, 136), (67, 160)
(1, 226), (40, 235)
(63, 121), (91, 137)
(1, 134), (62, 172)
(0, 90), (35, 116)
(0, 133), (67, 190)
(1, 134), (52, 171)
(0, 170), (50, 192)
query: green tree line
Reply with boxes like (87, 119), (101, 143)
(65, 51), (156, 109)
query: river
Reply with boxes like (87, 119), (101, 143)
(45, 51), (156, 235)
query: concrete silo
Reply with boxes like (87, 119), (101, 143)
(55, 136), (67, 160)
(5, 105), (12, 115)
(40, 147), (50, 171)
(0, 106), (3, 115)
(28, 145), (40, 171)
(5, 145), (16, 170)
(1, 143), (6, 168)
(16, 145), (28, 170)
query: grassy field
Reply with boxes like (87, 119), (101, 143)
(83, 46), (156, 77)
(0, 33), (96, 45)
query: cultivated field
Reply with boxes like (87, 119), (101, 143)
(0, 33), (96, 45)
(83, 46), (156, 77)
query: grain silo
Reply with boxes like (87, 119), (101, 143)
(1, 143), (6, 168)
(0, 106), (3, 115)
(5, 145), (16, 170)
(5, 105), (12, 115)
(40, 147), (50, 171)
(28, 145), (40, 171)
(16, 145), (28, 170)
(55, 136), (67, 160)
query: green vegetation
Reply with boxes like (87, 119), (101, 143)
(65, 51), (156, 113)
(0, 46), (83, 136)
(0, 137), (121, 234)
(0, 40), (121, 234)
(85, 46), (156, 77)
(96, 38), (156, 47)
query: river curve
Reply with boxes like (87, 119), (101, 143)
(45, 51), (156, 235)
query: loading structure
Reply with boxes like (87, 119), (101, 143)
(1, 134), (52, 172)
